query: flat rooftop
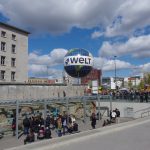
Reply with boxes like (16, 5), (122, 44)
(0, 22), (30, 35)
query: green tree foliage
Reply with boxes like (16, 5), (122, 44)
(128, 80), (132, 89)
(146, 74), (150, 85)
(138, 80), (145, 90)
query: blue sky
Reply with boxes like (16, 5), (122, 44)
(0, 0), (150, 79)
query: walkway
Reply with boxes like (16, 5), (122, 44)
(5, 116), (150, 150)
(0, 117), (131, 150)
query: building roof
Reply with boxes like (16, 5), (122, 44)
(0, 22), (30, 34)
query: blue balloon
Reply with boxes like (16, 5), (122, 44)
(64, 48), (93, 78)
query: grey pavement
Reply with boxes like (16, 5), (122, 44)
(0, 117), (132, 150)
(45, 117), (150, 150)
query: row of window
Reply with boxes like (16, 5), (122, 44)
(0, 70), (15, 81)
(1, 31), (16, 40)
(1, 42), (16, 53)
(28, 80), (48, 83)
(0, 56), (16, 67)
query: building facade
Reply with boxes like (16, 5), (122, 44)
(102, 77), (124, 90)
(63, 71), (79, 85)
(0, 22), (29, 83)
(128, 76), (141, 87)
(81, 68), (101, 85)
(28, 77), (63, 85)
(28, 77), (48, 84)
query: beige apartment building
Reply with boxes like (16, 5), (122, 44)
(28, 77), (49, 84)
(0, 22), (29, 83)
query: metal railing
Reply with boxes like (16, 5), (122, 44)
(134, 107), (150, 118)
(141, 111), (150, 118)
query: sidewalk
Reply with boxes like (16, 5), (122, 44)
(0, 117), (132, 150)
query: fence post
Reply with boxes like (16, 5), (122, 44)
(98, 95), (101, 121)
(16, 100), (19, 139)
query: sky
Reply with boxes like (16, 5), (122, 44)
(0, 0), (150, 79)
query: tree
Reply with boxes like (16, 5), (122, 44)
(146, 74), (150, 85)
(138, 80), (144, 90)
(128, 80), (132, 89)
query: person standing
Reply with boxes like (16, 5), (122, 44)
(23, 116), (30, 135)
(91, 113), (96, 129)
(56, 117), (62, 137)
(12, 117), (16, 136)
(62, 114), (68, 135)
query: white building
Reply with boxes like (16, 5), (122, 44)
(63, 71), (79, 85)
(128, 76), (142, 87)
(102, 77), (124, 90)
(0, 22), (29, 83)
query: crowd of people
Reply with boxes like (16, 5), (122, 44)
(12, 113), (79, 144)
(11, 108), (121, 145)
(110, 90), (149, 102)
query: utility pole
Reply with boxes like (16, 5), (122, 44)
(46, 66), (49, 77)
(114, 56), (117, 90)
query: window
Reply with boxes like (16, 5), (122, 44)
(1, 31), (6, 37)
(0, 70), (5, 80)
(11, 58), (16, 67)
(11, 71), (15, 81)
(1, 42), (6, 51)
(1, 56), (6, 65)
(12, 34), (16, 40)
(11, 44), (16, 53)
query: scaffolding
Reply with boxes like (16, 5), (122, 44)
(0, 95), (104, 139)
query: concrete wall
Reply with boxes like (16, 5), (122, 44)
(0, 84), (85, 100)
(96, 101), (150, 118)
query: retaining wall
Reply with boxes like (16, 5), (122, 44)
(0, 84), (86, 100)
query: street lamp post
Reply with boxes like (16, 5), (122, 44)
(46, 66), (49, 77)
(114, 56), (117, 90)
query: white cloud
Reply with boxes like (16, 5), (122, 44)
(28, 48), (67, 78)
(29, 50), (149, 78)
(139, 63), (150, 73)
(0, 0), (123, 34)
(29, 48), (67, 66)
(93, 57), (133, 71)
(129, 63), (150, 76)
(103, 59), (133, 71)
(91, 31), (103, 39)
(29, 64), (62, 78)
(105, 0), (150, 37)
(0, 0), (150, 36)
(100, 35), (150, 58)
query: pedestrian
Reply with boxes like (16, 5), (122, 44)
(56, 117), (62, 137)
(23, 116), (30, 135)
(111, 110), (117, 123)
(90, 113), (96, 129)
(115, 108), (120, 117)
(62, 114), (68, 135)
(12, 116), (16, 136)
(45, 114), (51, 127)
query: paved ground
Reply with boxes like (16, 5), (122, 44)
(44, 117), (150, 150)
(0, 117), (132, 150)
